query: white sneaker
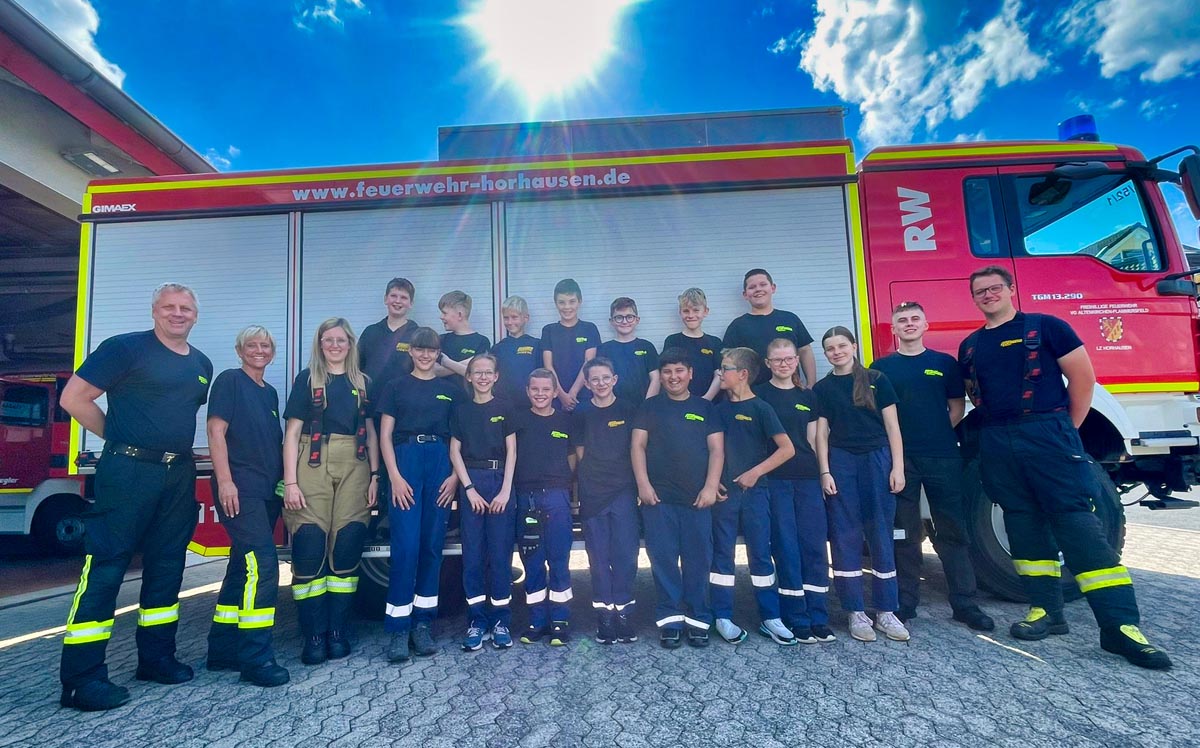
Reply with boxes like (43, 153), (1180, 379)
(714, 618), (747, 643)
(758, 618), (798, 645)
(875, 611), (911, 641)
(848, 611), (876, 642)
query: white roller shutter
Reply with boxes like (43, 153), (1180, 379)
(300, 205), (495, 371)
(503, 188), (854, 375)
(86, 215), (291, 453)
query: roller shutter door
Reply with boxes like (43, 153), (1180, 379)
(85, 215), (290, 452)
(503, 188), (855, 375)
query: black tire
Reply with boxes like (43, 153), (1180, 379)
(32, 495), (87, 556)
(963, 458), (1125, 603)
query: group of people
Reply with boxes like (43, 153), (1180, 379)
(55, 265), (1172, 713)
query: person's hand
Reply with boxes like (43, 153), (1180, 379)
(217, 480), (240, 518)
(390, 472), (414, 509)
(558, 390), (578, 411)
(367, 476), (378, 508)
(733, 470), (758, 490)
(716, 483), (728, 502)
(436, 475), (458, 507)
(284, 483), (306, 511)
(466, 487), (488, 514)
(695, 486), (718, 509)
(820, 472), (837, 498)
(889, 466), (906, 494)
(490, 489), (511, 514)
(638, 487), (660, 506)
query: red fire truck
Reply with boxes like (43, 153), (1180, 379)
(58, 108), (1200, 603)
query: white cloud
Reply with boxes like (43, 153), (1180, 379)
(15, 0), (125, 87)
(204, 145), (240, 172)
(953, 130), (987, 142)
(295, 0), (367, 30)
(1138, 97), (1178, 121)
(1059, 0), (1200, 82)
(781, 0), (1048, 147)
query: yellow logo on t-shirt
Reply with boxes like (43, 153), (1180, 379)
(684, 413), (705, 422)
(575, 336), (588, 343)
(701, 348), (714, 355)
(607, 420), (626, 428)
(775, 325), (794, 333)
(517, 346), (534, 355)
(924, 369), (944, 377)
(635, 350), (648, 356)
(550, 430), (569, 439)
(351, 389), (358, 396)
(272, 410), (278, 417)
(436, 394), (453, 401)
(198, 375), (209, 385)
(490, 415), (505, 423)
(795, 404), (811, 412)
(735, 414), (753, 421)
(397, 342), (410, 352)
(462, 349), (476, 355)
(1000, 338), (1023, 348)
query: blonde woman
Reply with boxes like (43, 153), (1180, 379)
(282, 318), (379, 666)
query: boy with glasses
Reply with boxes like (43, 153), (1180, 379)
(597, 297), (660, 402)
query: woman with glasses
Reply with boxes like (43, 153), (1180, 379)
(753, 338), (835, 645)
(281, 318), (380, 666)
(377, 327), (462, 663)
(448, 353), (518, 651)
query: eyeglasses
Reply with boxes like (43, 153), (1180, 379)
(610, 314), (638, 323)
(469, 370), (497, 378)
(587, 375), (615, 386)
(320, 337), (349, 348)
(719, 365), (743, 373)
(766, 356), (798, 365)
(972, 284), (1007, 299)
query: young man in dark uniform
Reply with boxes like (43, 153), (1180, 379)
(871, 302), (992, 631)
(58, 283), (213, 711)
(959, 266), (1170, 669)
(632, 348), (724, 649)
(359, 277), (419, 391)
(723, 268), (817, 387)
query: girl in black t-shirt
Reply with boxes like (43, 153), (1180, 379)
(281, 317), (380, 667)
(448, 353), (518, 651)
(813, 326), (908, 644)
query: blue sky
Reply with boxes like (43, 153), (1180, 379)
(17, 0), (1200, 239)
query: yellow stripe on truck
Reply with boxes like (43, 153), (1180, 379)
(865, 142), (1121, 161)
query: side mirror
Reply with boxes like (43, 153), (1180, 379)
(1181, 154), (1200, 219)
(1156, 278), (1198, 297)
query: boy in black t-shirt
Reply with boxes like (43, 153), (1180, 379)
(723, 268), (816, 387)
(491, 295), (540, 408)
(632, 349), (724, 649)
(597, 297), (660, 402)
(359, 277), (419, 392)
(511, 368), (578, 646)
(576, 358), (640, 644)
(540, 278), (600, 412)
(437, 290), (491, 390)
(712, 347), (797, 646)
(663, 287), (722, 400)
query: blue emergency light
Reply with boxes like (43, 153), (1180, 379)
(1058, 114), (1099, 142)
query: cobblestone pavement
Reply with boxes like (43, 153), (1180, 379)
(0, 523), (1196, 748)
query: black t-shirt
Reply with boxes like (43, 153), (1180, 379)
(812, 370), (898, 454)
(633, 395), (722, 505)
(511, 409), (578, 492)
(492, 334), (540, 406)
(359, 318), (418, 391)
(722, 309), (814, 385)
(663, 332), (722, 398)
(958, 313), (1083, 422)
(597, 338), (659, 402)
(208, 369), (284, 499)
(440, 331), (491, 391)
(283, 371), (363, 436)
(752, 382), (819, 479)
(871, 349), (965, 458)
(577, 398), (638, 515)
(717, 397), (785, 487)
(77, 330), (213, 453)
(377, 374), (461, 442)
(450, 396), (515, 463)
(541, 320), (601, 391)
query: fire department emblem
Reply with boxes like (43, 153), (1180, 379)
(1099, 317), (1124, 343)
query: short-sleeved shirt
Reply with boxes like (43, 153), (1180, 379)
(871, 349), (965, 458)
(492, 334), (540, 407)
(76, 330), (213, 453)
(359, 318), (418, 391)
(957, 313), (1084, 423)
(723, 309), (814, 385)
(576, 398), (638, 516)
(633, 394), (722, 505)
(663, 332), (722, 398)
(541, 320), (601, 391)
(376, 374), (461, 442)
(510, 409), (577, 492)
(440, 331), (491, 391)
(718, 397), (785, 487)
(450, 396), (514, 463)
(207, 368), (283, 499)
(597, 338), (659, 402)
(752, 382), (819, 478)
(283, 371), (362, 436)
(812, 370), (898, 454)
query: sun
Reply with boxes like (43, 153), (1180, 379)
(462, 0), (638, 106)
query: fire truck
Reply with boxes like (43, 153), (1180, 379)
(63, 108), (1200, 605)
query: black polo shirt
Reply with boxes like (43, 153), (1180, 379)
(492, 334), (540, 406)
(541, 320), (601, 391)
(450, 396), (515, 463)
(359, 317), (418, 391)
(597, 338), (659, 402)
(376, 374), (461, 442)
(207, 368), (283, 499)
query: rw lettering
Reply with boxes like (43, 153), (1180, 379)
(897, 187), (936, 252)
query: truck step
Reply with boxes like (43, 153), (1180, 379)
(1139, 497), (1200, 510)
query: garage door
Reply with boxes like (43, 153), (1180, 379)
(503, 188), (855, 374)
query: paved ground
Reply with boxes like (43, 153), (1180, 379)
(0, 523), (1196, 748)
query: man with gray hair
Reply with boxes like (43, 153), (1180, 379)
(58, 282), (214, 710)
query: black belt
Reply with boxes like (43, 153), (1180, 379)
(398, 434), (441, 444)
(105, 442), (192, 465)
(465, 459), (502, 470)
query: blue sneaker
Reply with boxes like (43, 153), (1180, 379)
(462, 625), (486, 652)
(492, 623), (513, 649)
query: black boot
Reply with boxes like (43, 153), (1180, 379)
(301, 634), (328, 665)
(60, 680), (131, 711)
(135, 657), (194, 684)
(1010, 607), (1069, 641)
(240, 660), (291, 687)
(1100, 625), (1172, 670)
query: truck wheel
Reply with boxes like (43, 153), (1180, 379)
(32, 495), (87, 556)
(963, 458), (1125, 603)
